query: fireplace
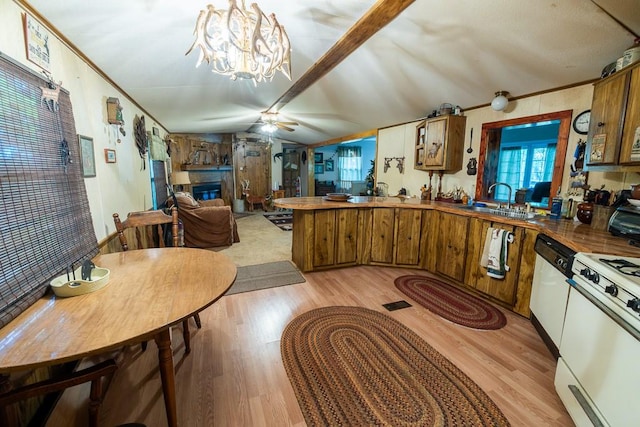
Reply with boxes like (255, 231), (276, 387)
(192, 182), (222, 200)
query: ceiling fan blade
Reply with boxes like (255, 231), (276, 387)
(276, 123), (295, 132)
(279, 121), (299, 126)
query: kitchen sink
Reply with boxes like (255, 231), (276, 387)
(456, 204), (536, 220)
(456, 205), (493, 213)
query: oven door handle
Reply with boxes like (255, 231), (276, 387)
(568, 385), (606, 427)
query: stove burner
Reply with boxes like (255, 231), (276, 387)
(599, 258), (640, 277)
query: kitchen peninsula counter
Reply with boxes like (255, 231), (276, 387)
(275, 196), (640, 317)
(274, 196), (640, 257)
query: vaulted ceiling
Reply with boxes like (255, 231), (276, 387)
(23, 0), (640, 144)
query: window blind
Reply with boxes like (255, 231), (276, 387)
(0, 52), (98, 328)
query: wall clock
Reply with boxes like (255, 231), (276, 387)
(572, 110), (591, 135)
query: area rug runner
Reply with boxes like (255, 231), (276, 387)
(224, 260), (305, 295)
(281, 306), (510, 426)
(264, 211), (293, 231)
(394, 275), (507, 330)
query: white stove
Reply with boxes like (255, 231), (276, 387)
(555, 252), (640, 426)
(571, 252), (640, 334)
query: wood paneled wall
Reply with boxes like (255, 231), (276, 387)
(168, 133), (235, 204)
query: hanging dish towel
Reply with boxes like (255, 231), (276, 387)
(480, 228), (514, 279)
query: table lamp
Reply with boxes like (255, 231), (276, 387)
(171, 171), (191, 192)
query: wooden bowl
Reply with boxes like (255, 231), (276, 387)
(631, 184), (640, 200)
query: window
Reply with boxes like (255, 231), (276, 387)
(337, 146), (362, 182)
(476, 111), (571, 209)
(0, 53), (97, 328)
(493, 120), (560, 203)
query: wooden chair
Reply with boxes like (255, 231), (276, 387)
(112, 207), (202, 353)
(0, 360), (117, 427)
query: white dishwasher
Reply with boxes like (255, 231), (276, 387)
(529, 234), (576, 357)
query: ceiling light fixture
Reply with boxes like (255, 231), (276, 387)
(261, 112), (279, 133)
(186, 1), (292, 84)
(491, 91), (510, 111)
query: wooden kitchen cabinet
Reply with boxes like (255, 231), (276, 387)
(394, 209), (424, 266)
(313, 209), (359, 268)
(370, 208), (428, 266)
(463, 218), (538, 316)
(370, 208), (395, 264)
(618, 64), (640, 165)
(586, 61), (640, 168)
(429, 211), (469, 282)
(335, 209), (359, 265)
(465, 218), (524, 305)
(414, 114), (466, 172)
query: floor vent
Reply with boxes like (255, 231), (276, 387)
(382, 300), (412, 311)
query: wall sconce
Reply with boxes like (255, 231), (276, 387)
(383, 157), (406, 174)
(491, 91), (510, 111)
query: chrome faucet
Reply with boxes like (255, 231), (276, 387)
(488, 182), (513, 209)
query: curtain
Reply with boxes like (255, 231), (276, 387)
(496, 147), (523, 201)
(337, 146), (362, 182)
(0, 53), (97, 328)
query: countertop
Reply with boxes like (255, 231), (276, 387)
(274, 196), (640, 257)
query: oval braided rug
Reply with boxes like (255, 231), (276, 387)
(394, 275), (507, 330)
(281, 306), (510, 426)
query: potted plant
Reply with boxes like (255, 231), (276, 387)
(365, 160), (375, 194)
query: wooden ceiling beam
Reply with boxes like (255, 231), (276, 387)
(268, 0), (416, 113)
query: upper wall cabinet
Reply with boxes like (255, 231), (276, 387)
(586, 61), (640, 169)
(414, 114), (466, 172)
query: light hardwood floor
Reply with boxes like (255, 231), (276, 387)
(46, 262), (573, 426)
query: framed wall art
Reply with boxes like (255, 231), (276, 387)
(325, 159), (334, 172)
(78, 135), (96, 177)
(315, 164), (324, 174)
(104, 149), (116, 163)
(22, 13), (51, 72)
(314, 152), (323, 163)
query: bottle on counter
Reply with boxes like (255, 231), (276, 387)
(550, 192), (563, 219)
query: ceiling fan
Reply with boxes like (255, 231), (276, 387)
(259, 112), (299, 132)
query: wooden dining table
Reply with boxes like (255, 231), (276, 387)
(0, 247), (237, 426)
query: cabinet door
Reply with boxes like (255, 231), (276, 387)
(313, 210), (335, 267)
(335, 209), (358, 265)
(435, 212), (469, 282)
(370, 208), (395, 263)
(619, 66), (640, 164)
(587, 71), (628, 165)
(415, 121), (426, 169)
(283, 151), (300, 197)
(472, 221), (524, 305)
(395, 209), (422, 265)
(423, 117), (448, 169)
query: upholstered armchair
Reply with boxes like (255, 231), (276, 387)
(170, 192), (240, 248)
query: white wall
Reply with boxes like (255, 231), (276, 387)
(376, 85), (634, 200)
(0, 0), (167, 240)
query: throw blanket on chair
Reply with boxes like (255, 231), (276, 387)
(170, 192), (240, 248)
(480, 227), (514, 279)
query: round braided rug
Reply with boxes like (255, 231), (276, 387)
(281, 306), (510, 426)
(394, 275), (507, 330)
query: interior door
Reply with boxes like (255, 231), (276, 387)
(233, 141), (271, 199)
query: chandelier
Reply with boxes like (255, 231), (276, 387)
(186, 1), (292, 83)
